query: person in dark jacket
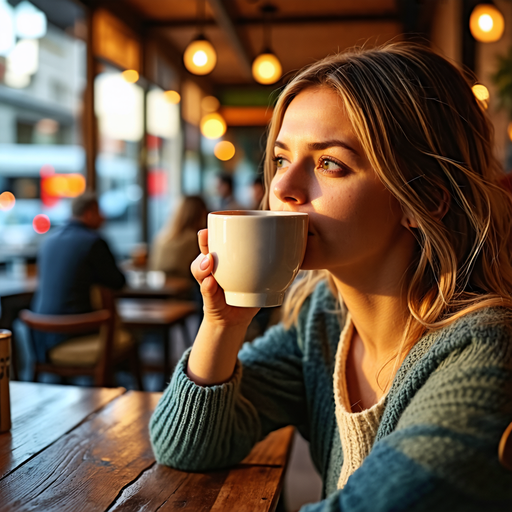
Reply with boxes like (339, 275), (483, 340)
(31, 191), (125, 361)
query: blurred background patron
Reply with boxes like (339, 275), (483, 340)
(149, 195), (207, 279)
(30, 191), (125, 361)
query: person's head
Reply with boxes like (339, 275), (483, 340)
(216, 173), (233, 198)
(266, 42), (512, 332)
(71, 191), (104, 230)
(252, 175), (265, 208)
(167, 195), (208, 239)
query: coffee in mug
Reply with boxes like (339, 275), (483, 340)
(0, 330), (12, 433)
(208, 210), (308, 307)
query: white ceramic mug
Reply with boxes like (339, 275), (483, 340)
(208, 210), (308, 307)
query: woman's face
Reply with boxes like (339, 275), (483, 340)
(269, 86), (412, 276)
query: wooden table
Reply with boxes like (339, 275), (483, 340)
(0, 382), (294, 512)
(117, 299), (198, 383)
(119, 274), (193, 300)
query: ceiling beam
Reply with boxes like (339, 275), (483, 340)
(145, 12), (400, 29)
(206, 0), (253, 80)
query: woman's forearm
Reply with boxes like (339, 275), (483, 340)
(186, 319), (248, 386)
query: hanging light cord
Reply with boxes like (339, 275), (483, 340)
(197, 0), (205, 36)
(261, 4), (277, 52)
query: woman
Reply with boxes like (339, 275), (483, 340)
(149, 43), (512, 511)
(149, 195), (207, 279)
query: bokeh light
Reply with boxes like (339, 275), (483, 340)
(0, 191), (16, 211)
(214, 141), (236, 161)
(164, 90), (181, 104)
(122, 69), (139, 83)
(469, 4), (505, 43)
(508, 122), (512, 142)
(472, 84), (490, 101)
(41, 173), (86, 197)
(201, 95), (220, 113)
(33, 214), (51, 234)
(252, 53), (282, 85)
(183, 38), (217, 75)
(200, 113), (227, 139)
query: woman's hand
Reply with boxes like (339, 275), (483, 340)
(191, 229), (260, 329)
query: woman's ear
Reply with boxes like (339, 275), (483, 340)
(432, 187), (450, 221)
(401, 206), (419, 229)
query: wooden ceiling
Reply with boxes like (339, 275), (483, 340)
(103, 0), (435, 89)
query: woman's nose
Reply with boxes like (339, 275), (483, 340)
(272, 164), (308, 205)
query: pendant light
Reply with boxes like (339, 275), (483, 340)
(252, 4), (282, 85)
(469, 1), (505, 43)
(183, 0), (217, 75)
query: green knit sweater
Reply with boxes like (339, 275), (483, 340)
(150, 281), (512, 512)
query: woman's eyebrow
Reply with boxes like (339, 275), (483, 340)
(308, 140), (359, 156)
(274, 139), (359, 156)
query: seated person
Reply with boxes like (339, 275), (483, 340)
(149, 195), (207, 280)
(31, 191), (125, 362)
(216, 173), (243, 210)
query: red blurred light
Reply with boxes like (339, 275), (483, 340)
(148, 170), (167, 197)
(33, 214), (51, 234)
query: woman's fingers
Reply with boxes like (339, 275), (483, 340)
(191, 252), (213, 284)
(198, 229), (209, 255)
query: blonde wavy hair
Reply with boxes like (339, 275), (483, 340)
(262, 42), (512, 347)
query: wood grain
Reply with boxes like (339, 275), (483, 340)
(106, 428), (294, 512)
(0, 382), (125, 479)
(108, 465), (229, 511)
(0, 391), (160, 512)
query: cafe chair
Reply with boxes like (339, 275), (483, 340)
(19, 289), (143, 389)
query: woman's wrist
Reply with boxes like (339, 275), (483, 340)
(186, 319), (248, 386)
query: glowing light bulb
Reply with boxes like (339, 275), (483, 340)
(252, 53), (282, 85)
(469, 4), (505, 43)
(478, 14), (493, 32)
(183, 37), (217, 75)
(193, 50), (207, 67)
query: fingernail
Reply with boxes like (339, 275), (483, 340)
(200, 255), (210, 270)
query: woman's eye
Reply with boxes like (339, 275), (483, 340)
(274, 157), (288, 169)
(320, 158), (342, 171)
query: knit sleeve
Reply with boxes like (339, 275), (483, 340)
(300, 320), (512, 512)
(149, 321), (307, 471)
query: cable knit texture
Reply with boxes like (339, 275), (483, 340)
(149, 280), (512, 512)
(333, 315), (387, 489)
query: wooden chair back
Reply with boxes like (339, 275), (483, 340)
(19, 307), (115, 386)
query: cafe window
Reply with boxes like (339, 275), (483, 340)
(146, 85), (182, 243)
(94, 64), (143, 257)
(0, 0), (86, 263)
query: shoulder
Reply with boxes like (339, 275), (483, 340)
(392, 307), (512, 399)
(433, 307), (512, 359)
